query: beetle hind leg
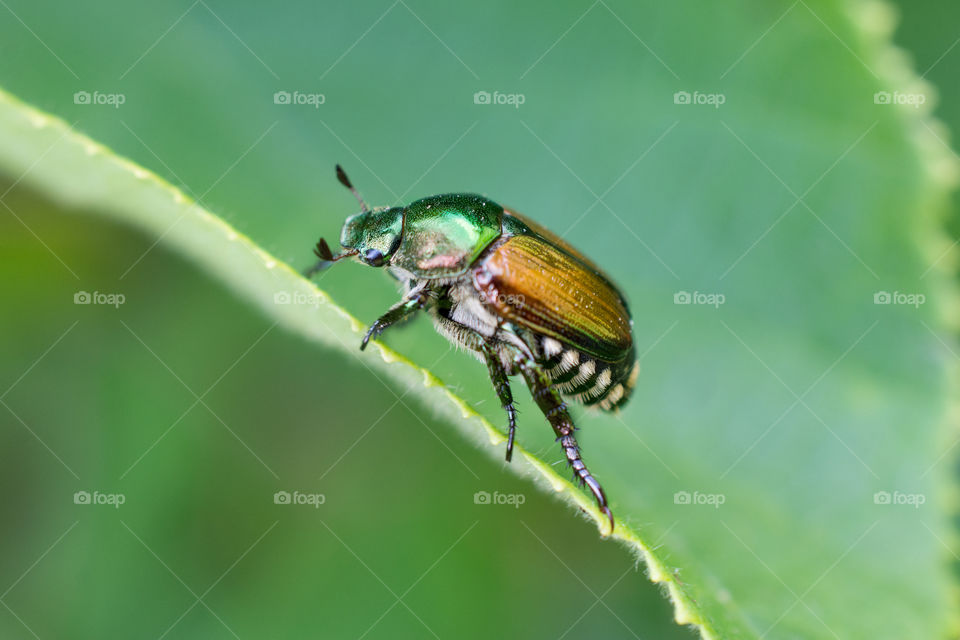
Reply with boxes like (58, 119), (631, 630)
(481, 343), (518, 462)
(519, 359), (614, 535)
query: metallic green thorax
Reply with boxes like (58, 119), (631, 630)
(396, 194), (502, 277)
(339, 194), (502, 277)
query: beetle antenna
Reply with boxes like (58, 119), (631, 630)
(314, 237), (336, 261)
(313, 238), (358, 264)
(303, 238), (358, 278)
(304, 166), (367, 279)
(335, 164), (369, 213)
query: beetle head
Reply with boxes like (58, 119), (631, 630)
(339, 207), (404, 267)
(310, 165), (404, 270)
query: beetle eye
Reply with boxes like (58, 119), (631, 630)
(364, 248), (385, 267)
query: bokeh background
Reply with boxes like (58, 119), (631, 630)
(1, 1), (958, 638)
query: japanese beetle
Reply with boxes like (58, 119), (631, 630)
(307, 166), (637, 533)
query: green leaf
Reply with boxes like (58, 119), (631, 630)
(0, 87), (732, 634)
(1, 0), (958, 637)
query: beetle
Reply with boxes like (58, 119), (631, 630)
(306, 166), (637, 533)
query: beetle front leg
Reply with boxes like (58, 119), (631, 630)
(480, 343), (518, 462)
(519, 359), (614, 534)
(361, 292), (426, 351)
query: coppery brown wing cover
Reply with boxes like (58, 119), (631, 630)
(473, 233), (633, 362)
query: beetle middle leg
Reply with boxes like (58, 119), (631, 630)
(361, 290), (427, 350)
(480, 342), (518, 462)
(519, 358), (614, 534)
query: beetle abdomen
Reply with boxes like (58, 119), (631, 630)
(540, 336), (638, 412)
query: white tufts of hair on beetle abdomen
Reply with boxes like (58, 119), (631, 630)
(538, 337), (638, 412)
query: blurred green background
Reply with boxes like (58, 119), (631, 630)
(1, 0), (958, 638)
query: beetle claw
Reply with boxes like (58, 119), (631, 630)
(360, 322), (385, 351)
(360, 329), (375, 350)
(601, 505), (614, 536)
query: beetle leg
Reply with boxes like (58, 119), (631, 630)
(480, 343), (518, 462)
(519, 359), (614, 535)
(361, 292), (426, 351)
